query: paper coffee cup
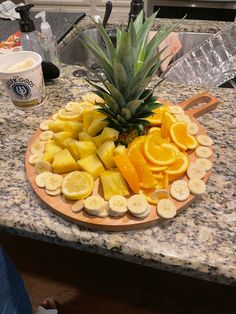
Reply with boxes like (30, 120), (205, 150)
(0, 51), (46, 109)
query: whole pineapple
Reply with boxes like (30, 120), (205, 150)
(79, 12), (176, 145)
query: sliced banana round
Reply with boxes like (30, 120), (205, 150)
(108, 195), (128, 217)
(35, 171), (52, 188)
(157, 199), (177, 219)
(127, 194), (148, 216)
(40, 119), (53, 131)
(52, 113), (58, 120)
(175, 114), (191, 124)
(30, 140), (45, 154)
(39, 130), (54, 141)
(45, 188), (61, 196)
(84, 195), (105, 216)
(187, 162), (206, 180)
(188, 179), (206, 196)
(71, 199), (84, 213)
(196, 158), (212, 172)
(187, 122), (199, 136)
(197, 135), (213, 147)
(133, 205), (151, 219)
(45, 174), (63, 191)
(65, 101), (79, 111)
(195, 146), (212, 158)
(35, 161), (52, 174)
(97, 202), (109, 218)
(28, 153), (43, 165)
(170, 180), (190, 201)
(169, 105), (184, 115)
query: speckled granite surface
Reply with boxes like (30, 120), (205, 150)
(0, 64), (235, 286)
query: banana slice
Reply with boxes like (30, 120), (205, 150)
(45, 188), (61, 196)
(45, 174), (63, 191)
(35, 161), (52, 174)
(188, 179), (206, 196)
(187, 162), (206, 179)
(84, 195), (105, 216)
(97, 202), (109, 218)
(52, 113), (58, 120)
(157, 199), (177, 219)
(108, 195), (128, 217)
(127, 194), (148, 216)
(187, 122), (199, 136)
(40, 119), (53, 131)
(197, 135), (213, 147)
(35, 171), (52, 188)
(39, 130), (54, 141)
(71, 199), (84, 213)
(28, 153), (43, 165)
(175, 114), (191, 124)
(169, 105), (184, 115)
(133, 205), (151, 219)
(30, 140), (45, 154)
(170, 180), (190, 201)
(195, 146), (212, 158)
(196, 158), (212, 172)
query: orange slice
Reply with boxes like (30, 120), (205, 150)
(148, 127), (162, 136)
(170, 121), (198, 151)
(161, 111), (177, 139)
(127, 135), (146, 156)
(165, 152), (189, 176)
(144, 133), (177, 165)
(146, 106), (170, 126)
(128, 147), (157, 189)
(113, 155), (140, 193)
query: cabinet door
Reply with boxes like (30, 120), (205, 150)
(25, 0), (92, 13)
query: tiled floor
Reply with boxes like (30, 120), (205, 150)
(1, 232), (235, 314)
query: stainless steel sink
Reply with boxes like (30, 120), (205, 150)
(60, 29), (211, 66)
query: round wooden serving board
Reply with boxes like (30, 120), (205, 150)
(25, 92), (218, 231)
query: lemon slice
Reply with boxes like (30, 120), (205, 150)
(57, 109), (81, 121)
(62, 171), (94, 200)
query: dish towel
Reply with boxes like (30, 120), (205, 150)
(0, 0), (24, 20)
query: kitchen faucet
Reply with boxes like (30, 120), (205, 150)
(128, 0), (145, 27)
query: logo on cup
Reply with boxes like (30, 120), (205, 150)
(11, 82), (31, 99)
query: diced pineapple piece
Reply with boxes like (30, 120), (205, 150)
(43, 142), (62, 163)
(83, 110), (104, 130)
(53, 132), (73, 147)
(87, 118), (108, 136)
(77, 141), (97, 159)
(113, 145), (127, 156)
(92, 135), (103, 148)
(52, 149), (79, 174)
(77, 154), (105, 179)
(96, 141), (115, 169)
(101, 127), (119, 142)
(64, 139), (80, 160)
(100, 169), (129, 200)
(48, 120), (65, 133)
(64, 121), (83, 138)
(78, 131), (93, 142)
(42, 151), (54, 163)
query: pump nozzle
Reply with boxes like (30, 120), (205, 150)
(15, 4), (35, 33)
(35, 11), (53, 39)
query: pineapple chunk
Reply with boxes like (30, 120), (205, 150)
(64, 121), (83, 138)
(96, 141), (115, 169)
(77, 154), (105, 179)
(100, 169), (129, 200)
(87, 118), (108, 136)
(92, 135), (103, 148)
(48, 120), (65, 133)
(114, 145), (127, 156)
(83, 110), (104, 130)
(64, 139), (80, 160)
(77, 141), (97, 159)
(78, 131), (93, 142)
(52, 149), (79, 174)
(53, 132), (73, 147)
(43, 142), (62, 163)
(101, 127), (119, 142)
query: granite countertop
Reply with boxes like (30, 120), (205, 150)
(0, 18), (235, 286)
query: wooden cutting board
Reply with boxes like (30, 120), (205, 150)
(25, 92), (218, 231)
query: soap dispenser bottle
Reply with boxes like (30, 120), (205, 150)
(15, 4), (44, 58)
(35, 11), (61, 70)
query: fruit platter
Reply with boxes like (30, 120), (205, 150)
(25, 12), (218, 231)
